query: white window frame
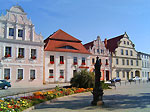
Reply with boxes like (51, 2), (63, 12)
(17, 68), (24, 80)
(3, 68), (11, 80)
(30, 69), (36, 80)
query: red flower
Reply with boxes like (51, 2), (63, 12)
(60, 76), (64, 78)
(18, 55), (24, 58)
(5, 54), (11, 58)
(105, 63), (108, 65)
(60, 61), (64, 64)
(73, 62), (77, 65)
(49, 76), (54, 78)
(81, 62), (86, 65)
(50, 61), (54, 64)
(31, 56), (36, 59)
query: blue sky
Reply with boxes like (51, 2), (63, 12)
(0, 0), (150, 53)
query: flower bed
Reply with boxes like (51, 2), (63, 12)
(0, 87), (93, 112)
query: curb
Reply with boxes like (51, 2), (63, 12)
(23, 92), (91, 112)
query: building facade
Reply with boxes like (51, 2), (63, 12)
(138, 52), (150, 80)
(84, 36), (112, 81)
(0, 5), (44, 87)
(106, 32), (141, 80)
(44, 29), (91, 83)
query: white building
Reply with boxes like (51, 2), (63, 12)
(44, 29), (91, 83)
(138, 52), (150, 80)
(84, 36), (112, 81)
(0, 5), (44, 87)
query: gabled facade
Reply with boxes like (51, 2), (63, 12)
(138, 52), (150, 80)
(84, 36), (112, 81)
(0, 5), (44, 87)
(106, 32), (141, 80)
(44, 29), (91, 83)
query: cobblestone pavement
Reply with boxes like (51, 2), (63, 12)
(0, 83), (70, 98)
(30, 82), (150, 112)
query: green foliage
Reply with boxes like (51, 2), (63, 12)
(70, 70), (94, 88)
(71, 70), (110, 89)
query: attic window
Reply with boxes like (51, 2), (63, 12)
(58, 46), (77, 50)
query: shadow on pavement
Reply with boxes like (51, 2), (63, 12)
(34, 93), (150, 111)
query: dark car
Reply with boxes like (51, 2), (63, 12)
(0, 80), (11, 89)
(112, 77), (121, 82)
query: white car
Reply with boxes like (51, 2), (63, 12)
(133, 76), (141, 81)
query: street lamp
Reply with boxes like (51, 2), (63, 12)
(91, 56), (104, 106)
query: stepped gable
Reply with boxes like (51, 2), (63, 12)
(44, 29), (91, 54)
(107, 34), (124, 53)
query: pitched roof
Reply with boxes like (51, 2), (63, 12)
(106, 34), (124, 53)
(44, 29), (91, 54)
(84, 41), (94, 50)
(47, 29), (81, 42)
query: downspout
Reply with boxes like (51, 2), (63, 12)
(43, 52), (46, 84)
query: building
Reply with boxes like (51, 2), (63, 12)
(0, 5), (44, 87)
(44, 29), (91, 83)
(106, 32), (141, 80)
(84, 36), (112, 81)
(138, 52), (150, 80)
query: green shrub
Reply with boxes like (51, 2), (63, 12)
(70, 70), (110, 89)
(70, 70), (94, 88)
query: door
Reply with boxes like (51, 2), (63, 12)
(73, 70), (77, 77)
(106, 71), (109, 81)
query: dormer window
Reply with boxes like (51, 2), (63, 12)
(59, 46), (77, 50)
(9, 28), (14, 36)
(18, 29), (23, 37)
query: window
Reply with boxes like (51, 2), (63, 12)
(121, 49), (124, 55)
(49, 69), (53, 78)
(60, 56), (64, 64)
(97, 49), (99, 53)
(101, 49), (104, 54)
(127, 41), (129, 45)
(50, 55), (54, 64)
(18, 48), (24, 58)
(60, 70), (64, 78)
(126, 50), (128, 55)
(5, 47), (11, 57)
(92, 58), (95, 64)
(31, 49), (36, 59)
(4, 68), (10, 80)
(30, 70), (35, 80)
(136, 60), (139, 66)
(82, 57), (86, 65)
(9, 28), (14, 36)
(130, 50), (133, 56)
(106, 59), (108, 65)
(116, 72), (119, 77)
(127, 60), (129, 65)
(116, 59), (118, 65)
(18, 29), (23, 37)
(59, 46), (77, 50)
(18, 69), (23, 80)
(122, 59), (125, 65)
(73, 57), (77, 65)
(124, 41), (126, 44)
(131, 60), (133, 66)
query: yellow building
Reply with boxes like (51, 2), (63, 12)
(106, 32), (141, 80)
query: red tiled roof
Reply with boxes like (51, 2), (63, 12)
(106, 34), (124, 53)
(47, 29), (81, 42)
(44, 29), (91, 54)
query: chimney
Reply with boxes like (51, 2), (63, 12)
(104, 38), (107, 48)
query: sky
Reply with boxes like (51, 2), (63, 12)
(0, 0), (150, 53)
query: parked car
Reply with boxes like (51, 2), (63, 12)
(128, 78), (134, 82)
(0, 80), (11, 89)
(112, 77), (121, 82)
(133, 76), (141, 81)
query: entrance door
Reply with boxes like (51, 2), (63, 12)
(106, 71), (109, 81)
(73, 70), (77, 77)
(127, 72), (129, 80)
